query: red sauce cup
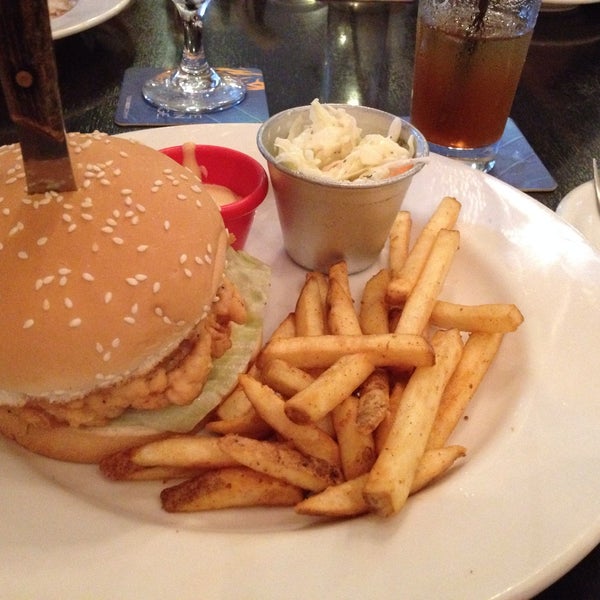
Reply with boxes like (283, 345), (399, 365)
(160, 144), (269, 250)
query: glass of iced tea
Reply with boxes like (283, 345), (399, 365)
(410, 0), (541, 172)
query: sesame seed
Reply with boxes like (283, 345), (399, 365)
(23, 319), (34, 329)
(100, 179), (111, 186)
(136, 204), (146, 213)
(9, 221), (24, 236)
(92, 243), (99, 252)
(69, 318), (82, 328)
(111, 338), (120, 348)
(120, 189), (132, 195)
(112, 237), (124, 245)
(119, 151), (129, 158)
(131, 216), (140, 225)
(82, 272), (94, 281)
(59, 276), (68, 286)
(124, 316), (136, 325)
(2, 208), (9, 216)
(104, 292), (112, 303)
(164, 220), (170, 231)
(152, 282), (161, 293)
(81, 213), (93, 221)
(103, 352), (111, 362)
(195, 256), (204, 265)
(83, 180), (91, 188)
(64, 297), (73, 308)
(153, 179), (163, 186)
(177, 193), (187, 200)
(43, 275), (54, 285)
(184, 268), (192, 278)
(131, 303), (138, 314)
(137, 244), (149, 252)
(96, 342), (103, 353)
(17, 251), (28, 260)
(101, 226), (114, 234)
(154, 307), (163, 317)
(106, 218), (118, 227)
(162, 315), (172, 325)
(35, 279), (43, 291)
(68, 224), (77, 233)
(126, 277), (138, 286)
(179, 254), (187, 264)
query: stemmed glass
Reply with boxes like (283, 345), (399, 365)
(142, 0), (246, 113)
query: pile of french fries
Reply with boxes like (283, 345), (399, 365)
(100, 196), (524, 519)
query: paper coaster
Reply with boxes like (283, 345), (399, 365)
(115, 66), (269, 126)
(491, 118), (556, 193)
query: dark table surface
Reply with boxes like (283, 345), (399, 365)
(1, 0), (599, 597)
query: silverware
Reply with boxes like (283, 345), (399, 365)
(0, 0), (76, 194)
(593, 158), (600, 217)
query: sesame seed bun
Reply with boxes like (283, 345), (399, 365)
(0, 132), (268, 462)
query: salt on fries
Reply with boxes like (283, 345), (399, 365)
(100, 197), (524, 520)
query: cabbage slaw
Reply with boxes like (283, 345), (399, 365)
(274, 100), (417, 182)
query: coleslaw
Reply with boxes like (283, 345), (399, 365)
(274, 100), (417, 182)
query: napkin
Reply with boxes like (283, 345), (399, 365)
(115, 67), (269, 126)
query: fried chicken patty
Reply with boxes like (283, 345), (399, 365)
(12, 276), (247, 429)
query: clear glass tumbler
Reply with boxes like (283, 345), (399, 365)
(410, 0), (541, 172)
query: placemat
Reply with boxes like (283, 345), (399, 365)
(115, 67), (269, 126)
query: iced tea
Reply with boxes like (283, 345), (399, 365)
(410, 0), (539, 168)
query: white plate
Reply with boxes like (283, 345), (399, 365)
(50, 0), (131, 39)
(557, 180), (600, 251)
(2, 124), (600, 600)
(541, 0), (598, 10)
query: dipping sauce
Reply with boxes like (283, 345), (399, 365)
(181, 142), (241, 207)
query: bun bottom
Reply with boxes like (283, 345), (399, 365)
(0, 406), (169, 464)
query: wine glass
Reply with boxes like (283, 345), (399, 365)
(142, 0), (246, 113)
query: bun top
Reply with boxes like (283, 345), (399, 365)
(0, 132), (229, 403)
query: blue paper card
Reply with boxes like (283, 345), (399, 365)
(115, 67), (269, 126)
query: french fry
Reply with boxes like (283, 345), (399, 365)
(215, 385), (254, 422)
(205, 409), (273, 438)
(394, 228), (460, 335)
(359, 269), (391, 335)
(295, 445), (466, 517)
(356, 368), (390, 435)
(260, 358), (315, 397)
(388, 211), (412, 278)
(130, 435), (238, 469)
(270, 312), (297, 340)
(284, 353), (376, 424)
(374, 379), (406, 454)
(219, 434), (342, 492)
(258, 333), (434, 370)
(99, 446), (203, 481)
(327, 278), (362, 335)
(332, 395), (376, 480)
(327, 261), (352, 297)
(430, 301), (524, 333)
(161, 466), (304, 512)
(426, 331), (504, 450)
(363, 329), (464, 517)
(295, 272), (327, 336)
(387, 196), (461, 304)
(239, 374), (341, 466)
(295, 473), (371, 517)
(410, 445), (467, 493)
